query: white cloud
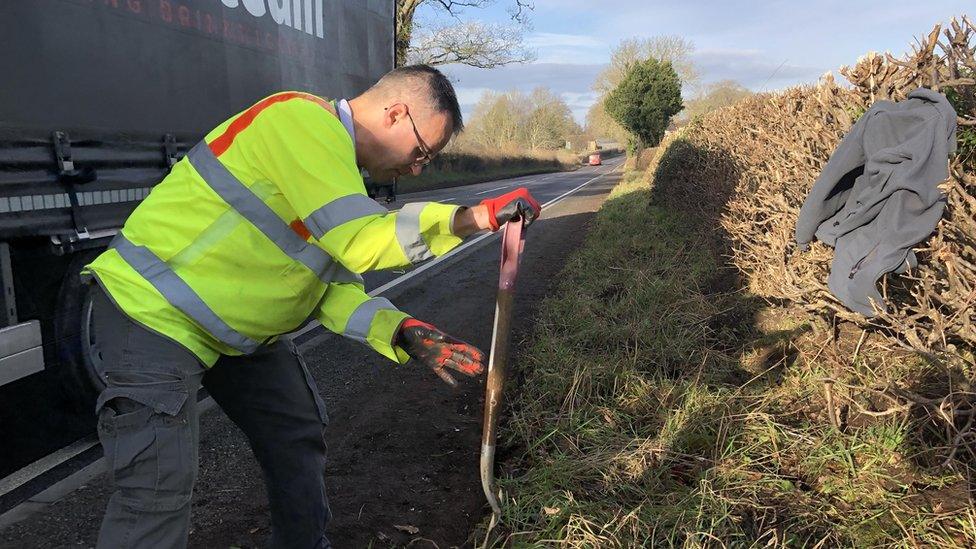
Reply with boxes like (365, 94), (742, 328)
(524, 32), (608, 64)
(444, 62), (606, 93)
(525, 32), (605, 49)
(443, 63), (608, 124)
(694, 47), (764, 59)
(432, 0), (971, 129)
(453, 86), (494, 108)
(559, 91), (602, 124)
(560, 91), (601, 107)
(690, 49), (829, 92)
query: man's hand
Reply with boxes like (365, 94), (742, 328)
(479, 187), (541, 231)
(396, 318), (486, 387)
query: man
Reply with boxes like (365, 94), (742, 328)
(83, 64), (541, 548)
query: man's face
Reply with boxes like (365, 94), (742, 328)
(365, 103), (452, 182)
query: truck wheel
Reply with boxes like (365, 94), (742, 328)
(53, 250), (105, 412)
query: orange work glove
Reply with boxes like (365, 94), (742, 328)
(479, 187), (541, 231)
(396, 318), (486, 387)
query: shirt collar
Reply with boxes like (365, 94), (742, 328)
(335, 98), (355, 144)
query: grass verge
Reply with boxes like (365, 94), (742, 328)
(478, 162), (975, 547)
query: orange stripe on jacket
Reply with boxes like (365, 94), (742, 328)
(290, 219), (312, 241)
(208, 92), (332, 157)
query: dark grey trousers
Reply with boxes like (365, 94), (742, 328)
(91, 284), (332, 549)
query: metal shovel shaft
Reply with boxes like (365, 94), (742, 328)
(480, 218), (525, 530)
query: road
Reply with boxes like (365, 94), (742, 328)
(0, 157), (623, 547)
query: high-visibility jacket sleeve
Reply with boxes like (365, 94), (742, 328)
(253, 96), (464, 273)
(315, 282), (411, 364)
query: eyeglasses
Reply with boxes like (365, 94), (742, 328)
(387, 104), (433, 167)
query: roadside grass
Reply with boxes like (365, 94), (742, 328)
(479, 165), (976, 547)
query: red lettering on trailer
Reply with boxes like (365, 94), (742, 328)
(72, 0), (325, 61)
(159, 0), (172, 22)
(178, 5), (190, 26)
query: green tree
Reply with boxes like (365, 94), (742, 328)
(604, 58), (683, 149)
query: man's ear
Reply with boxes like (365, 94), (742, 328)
(383, 103), (407, 128)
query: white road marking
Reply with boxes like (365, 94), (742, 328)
(475, 185), (511, 195)
(0, 399), (218, 528)
(0, 436), (98, 499)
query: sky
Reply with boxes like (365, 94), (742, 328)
(419, 0), (971, 124)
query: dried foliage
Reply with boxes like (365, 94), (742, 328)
(645, 18), (976, 473)
(658, 18), (975, 356)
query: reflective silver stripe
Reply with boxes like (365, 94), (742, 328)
(395, 202), (433, 263)
(330, 262), (365, 285)
(345, 297), (397, 343)
(187, 142), (337, 283)
(111, 235), (261, 354)
(302, 194), (387, 240)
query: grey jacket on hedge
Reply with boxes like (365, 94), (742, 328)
(794, 88), (956, 316)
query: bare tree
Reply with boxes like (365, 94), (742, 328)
(681, 79), (753, 121)
(396, 0), (534, 67)
(525, 87), (579, 149)
(407, 21), (535, 68)
(584, 100), (630, 146)
(593, 35), (700, 95)
(461, 87), (578, 151)
(464, 90), (528, 149)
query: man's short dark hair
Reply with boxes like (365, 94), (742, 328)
(374, 65), (464, 135)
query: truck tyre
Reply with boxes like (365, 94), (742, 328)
(53, 250), (104, 412)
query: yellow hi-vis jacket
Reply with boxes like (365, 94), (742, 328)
(84, 91), (463, 366)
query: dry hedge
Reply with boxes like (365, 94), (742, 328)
(640, 18), (976, 470)
(664, 18), (975, 359)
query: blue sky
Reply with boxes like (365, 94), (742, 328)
(420, 1), (970, 123)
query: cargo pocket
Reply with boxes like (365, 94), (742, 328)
(96, 372), (195, 512)
(150, 404), (196, 512)
(98, 403), (156, 497)
(288, 340), (329, 426)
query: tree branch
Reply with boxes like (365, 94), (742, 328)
(408, 21), (536, 68)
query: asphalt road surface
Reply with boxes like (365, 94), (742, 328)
(0, 158), (623, 548)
